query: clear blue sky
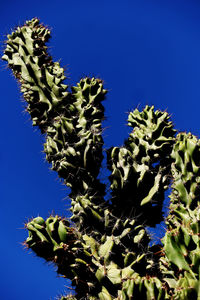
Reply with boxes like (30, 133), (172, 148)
(1, 0), (200, 299)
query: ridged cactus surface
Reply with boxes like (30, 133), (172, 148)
(3, 18), (200, 299)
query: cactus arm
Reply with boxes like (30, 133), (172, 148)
(160, 133), (200, 299)
(2, 18), (69, 131)
(25, 215), (103, 297)
(44, 77), (106, 195)
(107, 105), (176, 226)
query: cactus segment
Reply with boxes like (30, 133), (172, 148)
(107, 106), (175, 225)
(2, 18), (69, 130)
(160, 133), (200, 299)
(26, 216), (71, 255)
(44, 77), (106, 195)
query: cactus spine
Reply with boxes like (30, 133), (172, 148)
(3, 18), (200, 299)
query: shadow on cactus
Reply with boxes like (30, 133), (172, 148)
(3, 18), (200, 300)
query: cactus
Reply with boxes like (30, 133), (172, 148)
(3, 18), (200, 299)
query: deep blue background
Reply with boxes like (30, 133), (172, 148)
(1, 1), (200, 299)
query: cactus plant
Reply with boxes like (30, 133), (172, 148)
(3, 18), (200, 299)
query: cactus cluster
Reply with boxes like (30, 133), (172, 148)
(3, 18), (200, 299)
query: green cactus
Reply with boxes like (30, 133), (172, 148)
(3, 18), (200, 299)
